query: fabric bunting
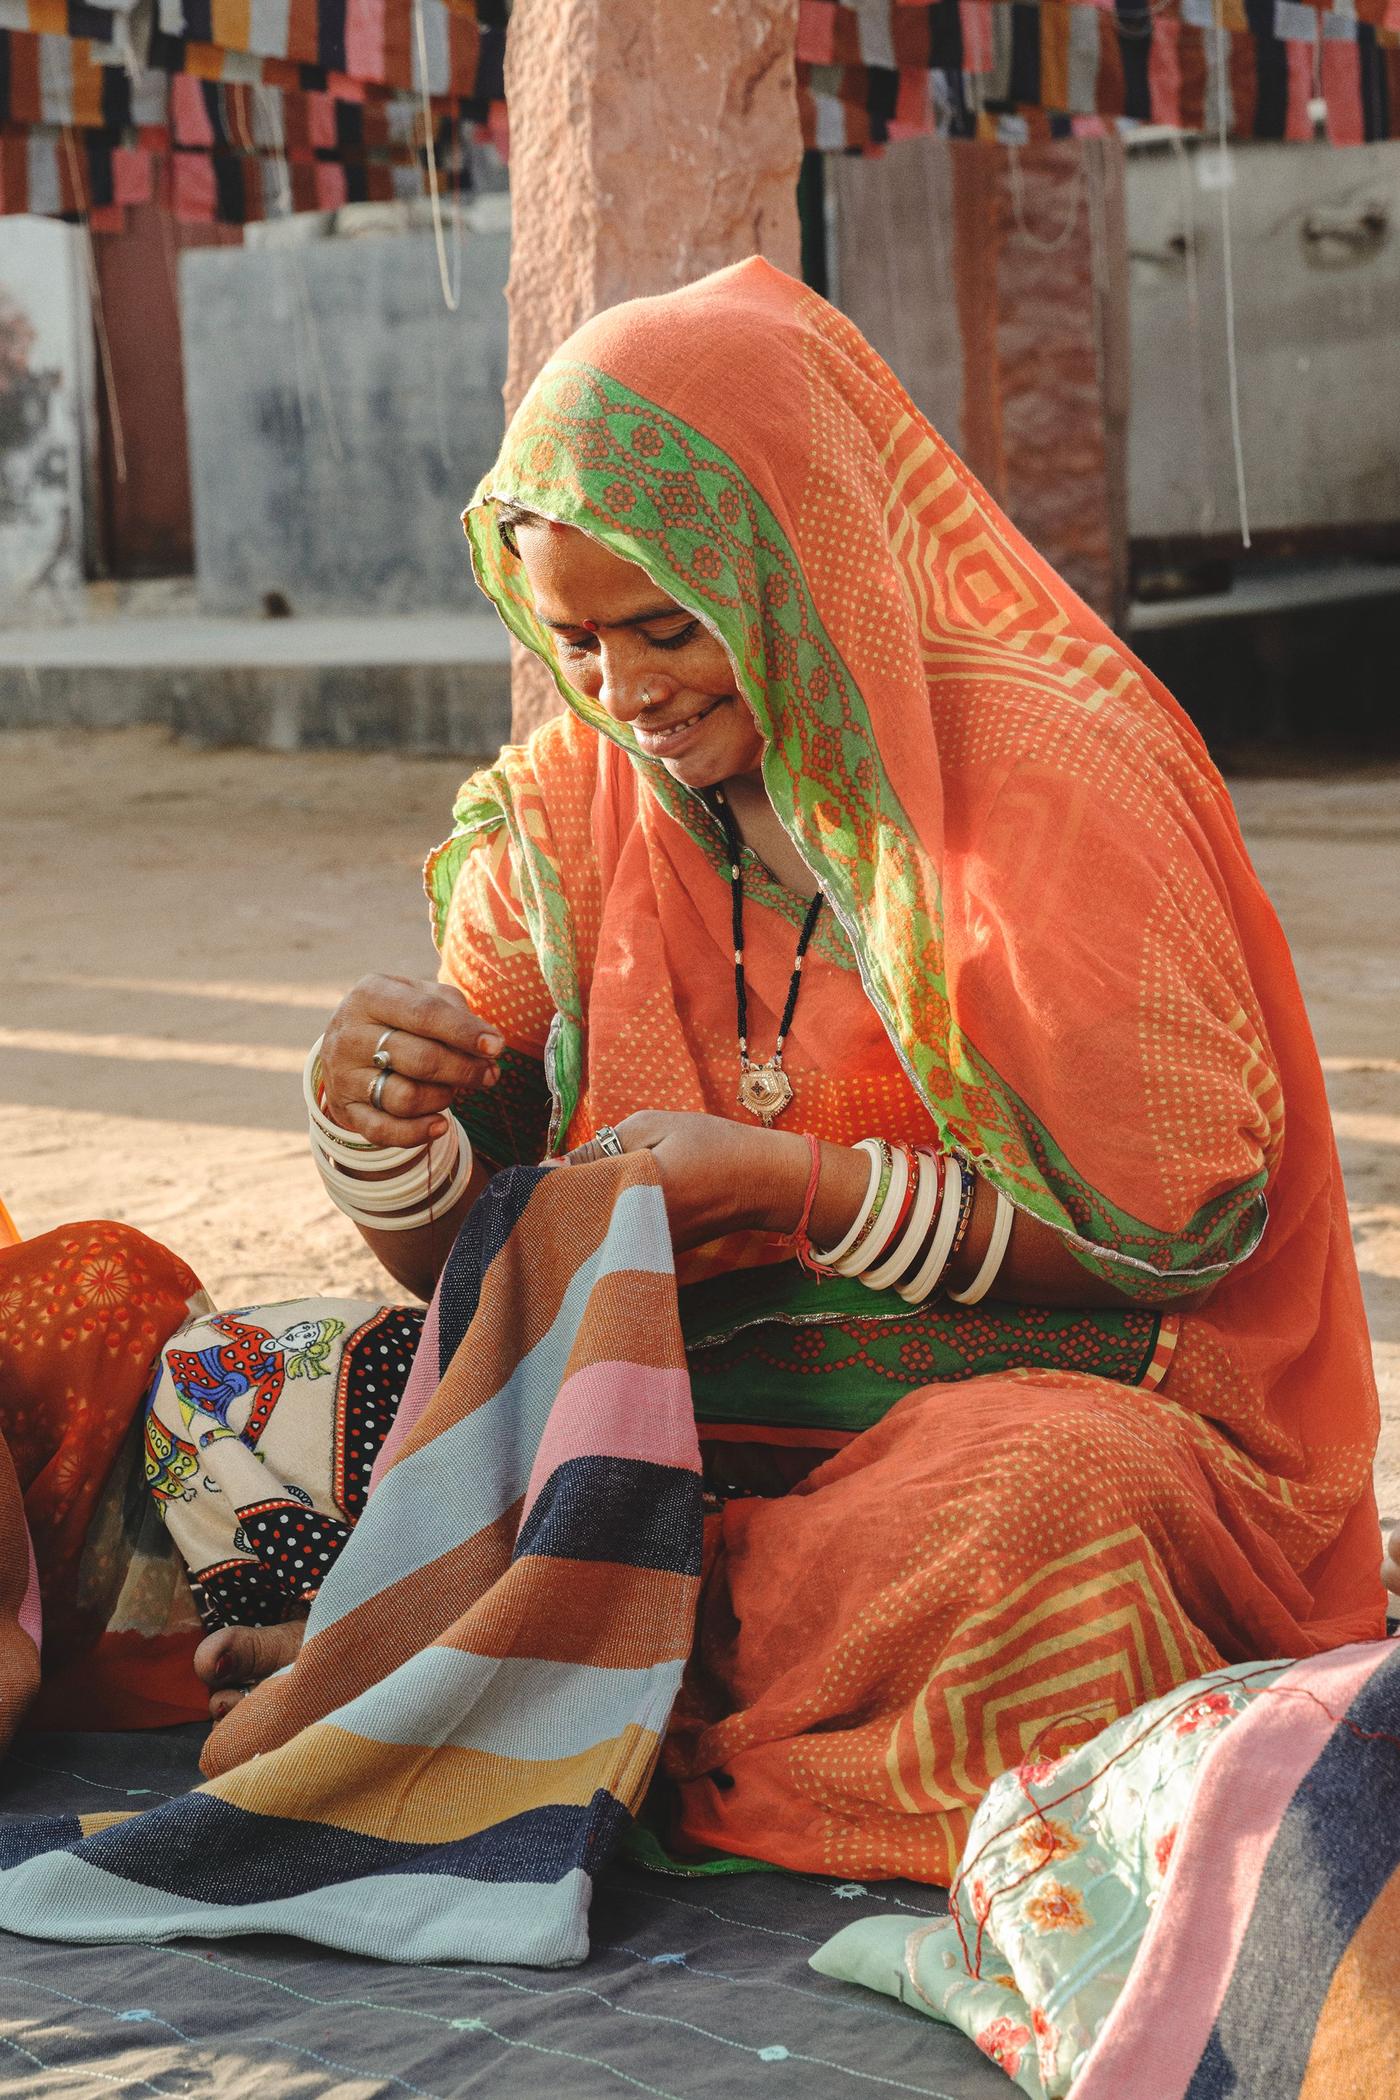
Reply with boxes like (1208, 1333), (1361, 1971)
(4, 0), (1399, 229)
(0, 0), (503, 224)
(0, 116), (470, 222)
(796, 0), (1400, 146)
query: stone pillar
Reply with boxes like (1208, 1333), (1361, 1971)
(501, 0), (803, 737)
(952, 137), (1130, 628)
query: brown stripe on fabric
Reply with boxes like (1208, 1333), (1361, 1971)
(78, 1811), (137, 1836)
(209, 1719), (664, 1842)
(199, 1503), (523, 1778)
(437, 1556), (697, 1671)
(1295, 1867), (1400, 2100)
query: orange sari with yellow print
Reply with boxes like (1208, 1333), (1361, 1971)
(422, 259), (1380, 1881)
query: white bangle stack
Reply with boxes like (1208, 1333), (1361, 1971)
(898, 1155), (966, 1304)
(807, 1137), (885, 1271)
(864, 1145), (940, 1292)
(304, 1036), (473, 1231)
(948, 1186), (1014, 1304)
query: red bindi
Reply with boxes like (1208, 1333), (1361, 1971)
(582, 619), (600, 633)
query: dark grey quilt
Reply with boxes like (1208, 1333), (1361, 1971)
(0, 1729), (1004, 2100)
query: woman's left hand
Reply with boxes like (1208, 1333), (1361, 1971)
(559, 1111), (808, 1253)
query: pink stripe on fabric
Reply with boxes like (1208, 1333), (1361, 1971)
(19, 1528), (41, 1652)
(960, 1), (993, 71)
(795, 0), (838, 64)
(1073, 1641), (1394, 2100)
(344, 0), (384, 85)
(112, 146), (152, 206)
(308, 91), (337, 151)
(522, 1362), (700, 1519)
(1148, 19), (1183, 133)
(172, 152), (217, 224)
(1322, 42), (1364, 146)
(314, 162), (347, 210)
(1284, 41), (1314, 140)
(171, 74), (215, 149)
(366, 1289), (442, 1494)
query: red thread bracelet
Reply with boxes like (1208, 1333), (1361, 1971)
(777, 1131), (825, 1273)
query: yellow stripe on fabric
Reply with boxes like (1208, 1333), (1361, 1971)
(1295, 1866), (1400, 2100)
(78, 1812), (138, 1837)
(922, 1529), (1149, 1668)
(927, 1595), (1176, 1810)
(208, 1720), (663, 1845)
(210, 0), (251, 51)
(901, 1538), (1193, 1807)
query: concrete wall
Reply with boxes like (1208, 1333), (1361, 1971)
(0, 217), (95, 604)
(1126, 139), (1400, 539)
(180, 226), (509, 616)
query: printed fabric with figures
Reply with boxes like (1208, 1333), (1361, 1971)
(145, 1297), (423, 1628)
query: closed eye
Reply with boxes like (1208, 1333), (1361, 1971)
(643, 620), (701, 651)
(552, 618), (701, 658)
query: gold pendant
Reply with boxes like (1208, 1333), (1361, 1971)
(737, 1062), (794, 1126)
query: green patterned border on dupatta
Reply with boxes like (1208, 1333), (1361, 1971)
(453, 360), (1265, 1296)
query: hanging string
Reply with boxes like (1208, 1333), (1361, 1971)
(255, 84), (345, 464)
(61, 126), (127, 486)
(1169, 131), (1217, 535)
(1007, 140), (1088, 255)
(412, 0), (463, 312)
(1213, 11), (1252, 548)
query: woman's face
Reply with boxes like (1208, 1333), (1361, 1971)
(514, 521), (765, 790)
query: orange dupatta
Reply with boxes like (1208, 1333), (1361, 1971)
(428, 258), (1378, 1657)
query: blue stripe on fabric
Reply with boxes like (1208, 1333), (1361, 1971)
(307, 1182), (674, 1635)
(514, 1456), (703, 1576)
(1185, 1641), (1400, 2100)
(0, 1816), (83, 1871)
(0, 1854), (595, 1964)
(323, 1647), (682, 1762)
(0, 1786), (631, 1907)
(435, 1165), (545, 1377)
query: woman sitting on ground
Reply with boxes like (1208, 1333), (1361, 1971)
(7, 259), (1383, 1882)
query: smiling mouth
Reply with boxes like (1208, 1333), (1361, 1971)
(632, 696), (725, 749)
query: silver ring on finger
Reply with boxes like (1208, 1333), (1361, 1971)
(595, 1124), (625, 1159)
(370, 1068), (392, 1112)
(372, 1027), (396, 1073)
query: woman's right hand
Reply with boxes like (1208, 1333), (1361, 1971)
(319, 975), (505, 1150)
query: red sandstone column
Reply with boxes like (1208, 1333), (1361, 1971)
(500, 0), (803, 737)
(951, 137), (1130, 626)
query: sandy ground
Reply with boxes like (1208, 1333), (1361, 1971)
(3, 728), (1397, 1529)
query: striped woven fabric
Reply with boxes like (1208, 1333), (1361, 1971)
(1074, 1638), (1400, 2100)
(0, 1156), (702, 1966)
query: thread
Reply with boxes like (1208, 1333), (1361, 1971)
(254, 84), (345, 463)
(1169, 132), (1217, 535)
(413, 0), (463, 313)
(60, 128), (127, 487)
(1213, 12), (1252, 548)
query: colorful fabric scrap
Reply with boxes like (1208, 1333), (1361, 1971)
(795, 0), (1400, 147)
(146, 1296), (423, 1629)
(812, 1638), (1400, 2100)
(0, 1157), (703, 1965)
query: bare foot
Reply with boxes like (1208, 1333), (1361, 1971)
(195, 1619), (307, 1721)
(1383, 1521), (1400, 1605)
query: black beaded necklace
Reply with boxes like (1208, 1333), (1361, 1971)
(714, 790), (824, 1127)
